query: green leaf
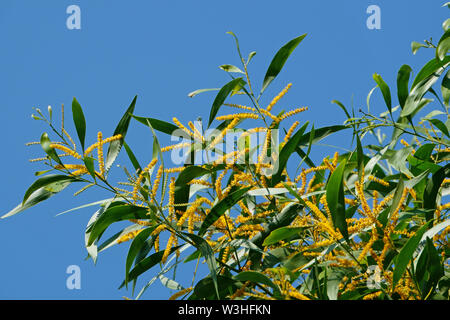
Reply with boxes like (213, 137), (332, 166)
(428, 118), (450, 138)
(122, 141), (142, 172)
(397, 65), (412, 109)
(234, 271), (281, 296)
(247, 51), (257, 65)
(411, 41), (427, 55)
(183, 233), (219, 299)
(392, 222), (430, 288)
(272, 122), (309, 185)
(71, 98), (86, 152)
(83, 156), (96, 180)
(132, 115), (179, 136)
(423, 164), (450, 222)
(22, 174), (79, 205)
(208, 77), (246, 127)
(188, 88), (220, 98)
(125, 227), (156, 288)
(437, 28), (450, 61)
(442, 70), (450, 106)
(219, 64), (245, 74)
(120, 245), (182, 288)
(373, 73), (392, 116)
(331, 100), (351, 120)
(260, 34), (306, 95)
(87, 204), (149, 246)
(104, 95), (137, 173)
(2, 181), (71, 219)
(263, 226), (308, 246)
(198, 187), (251, 236)
(411, 56), (450, 90)
(40, 132), (62, 165)
(326, 159), (348, 240)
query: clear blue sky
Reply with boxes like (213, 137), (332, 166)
(0, 1), (447, 299)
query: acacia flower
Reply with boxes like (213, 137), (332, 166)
(267, 83), (292, 112)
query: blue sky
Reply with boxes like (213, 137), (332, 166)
(0, 1), (447, 299)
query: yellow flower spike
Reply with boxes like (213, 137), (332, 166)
(224, 103), (255, 112)
(83, 134), (123, 157)
(55, 164), (87, 171)
(168, 177), (176, 220)
(97, 132), (105, 177)
(168, 287), (193, 300)
(220, 246), (231, 274)
(276, 107), (308, 122)
(49, 144), (82, 159)
(283, 121), (299, 145)
(150, 165), (164, 203)
(368, 175), (389, 187)
(132, 158), (158, 203)
(129, 219), (153, 226)
(258, 109), (279, 122)
(215, 167), (229, 200)
(208, 118), (240, 150)
(173, 117), (193, 137)
(357, 228), (378, 261)
(117, 229), (143, 244)
(160, 142), (191, 153)
(164, 167), (185, 173)
(188, 121), (205, 143)
(216, 113), (259, 121)
(161, 232), (176, 264)
(267, 83), (292, 112)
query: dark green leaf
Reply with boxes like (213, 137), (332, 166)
(71, 98), (86, 151)
(198, 187), (251, 236)
(392, 222), (430, 288)
(260, 34), (307, 95)
(263, 226), (308, 246)
(397, 65), (412, 109)
(208, 78), (246, 127)
(234, 271), (281, 296)
(437, 29), (450, 61)
(132, 115), (179, 136)
(326, 159), (348, 240)
(423, 164), (450, 222)
(87, 204), (149, 246)
(22, 174), (79, 205)
(105, 96), (137, 173)
(373, 73), (392, 116)
(40, 133), (62, 165)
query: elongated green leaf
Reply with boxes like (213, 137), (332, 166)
(437, 29), (450, 61)
(219, 64), (245, 74)
(198, 187), (251, 236)
(22, 174), (79, 205)
(105, 96), (137, 173)
(411, 56), (450, 90)
(263, 226), (308, 246)
(72, 98), (86, 151)
(397, 65), (412, 109)
(260, 34), (307, 95)
(326, 159), (348, 240)
(428, 118), (450, 138)
(122, 141), (141, 172)
(392, 222), (430, 288)
(411, 41), (427, 55)
(87, 204), (149, 246)
(423, 163), (450, 222)
(272, 122), (309, 185)
(2, 181), (72, 219)
(442, 70), (450, 106)
(120, 245), (182, 288)
(125, 227), (156, 287)
(83, 156), (96, 180)
(188, 88), (220, 98)
(331, 100), (351, 119)
(40, 132), (62, 165)
(373, 73), (392, 116)
(184, 233), (219, 299)
(132, 115), (179, 136)
(208, 77), (246, 127)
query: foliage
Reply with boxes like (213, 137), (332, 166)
(4, 6), (450, 300)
